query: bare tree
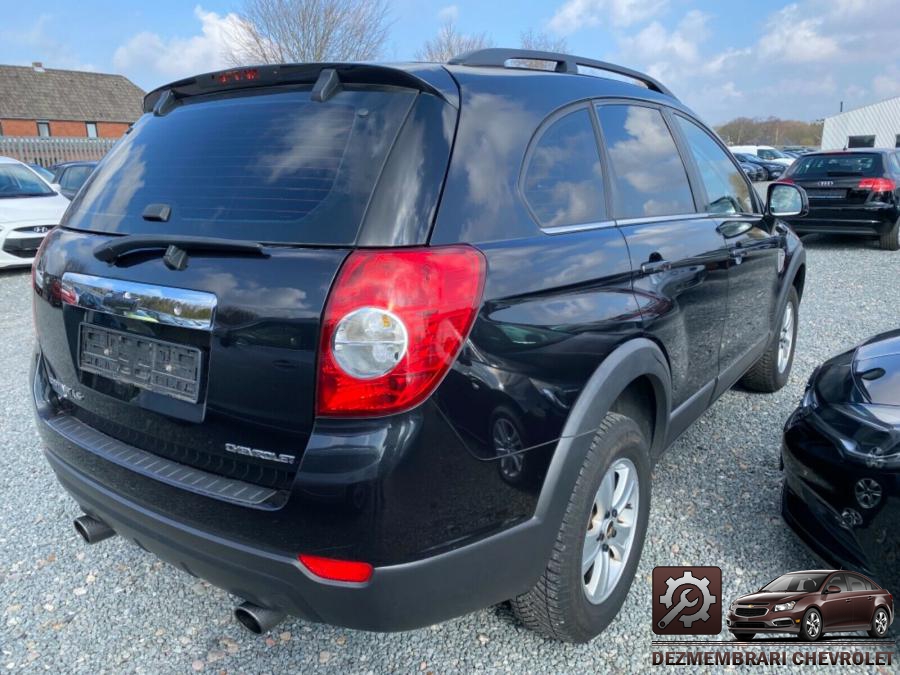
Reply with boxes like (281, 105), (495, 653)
(416, 22), (493, 63)
(515, 29), (569, 70)
(225, 0), (391, 65)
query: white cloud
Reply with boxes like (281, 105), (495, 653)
(113, 6), (244, 84)
(872, 68), (900, 98)
(757, 4), (839, 64)
(549, 0), (667, 35)
(437, 5), (459, 23)
(626, 10), (708, 65)
(1, 13), (96, 71)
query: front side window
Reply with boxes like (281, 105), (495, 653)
(522, 108), (606, 228)
(596, 104), (694, 219)
(675, 116), (752, 214)
(828, 574), (848, 591)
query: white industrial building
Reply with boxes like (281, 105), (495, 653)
(821, 96), (900, 150)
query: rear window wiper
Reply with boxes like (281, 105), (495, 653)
(94, 234), (269, 264)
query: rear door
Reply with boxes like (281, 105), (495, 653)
(596, 102), (729, 437)
(33, 73), (456, 492)
(670, 114), (781, 393)
(845, 574), (877, 626)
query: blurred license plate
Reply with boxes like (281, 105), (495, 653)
(79, 323), (202, 403)
(807, 188), (845, 198)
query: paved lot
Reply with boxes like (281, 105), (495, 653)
(1, 234), (899, 673)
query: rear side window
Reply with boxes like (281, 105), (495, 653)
(596, 104), (694, 219)
(522, 108), (605, 228)
(675, 116), (753, 214)
(789, 153), (882, 179)
(65, 88), (417, 245)
(60, 166), (92, 191)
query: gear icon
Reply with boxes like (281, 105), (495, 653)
(658, 570), (717, 628)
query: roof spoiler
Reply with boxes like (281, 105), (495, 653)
(143, 63), (457, 113)
(447, 48), (675, 98)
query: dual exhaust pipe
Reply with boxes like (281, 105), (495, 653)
(72, 514), (285, 634)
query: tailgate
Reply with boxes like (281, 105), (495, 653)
(34, 227), (347, 490)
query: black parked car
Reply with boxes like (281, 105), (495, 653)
(50, 160), (97, 199)
(739, 160), (766, 182)
(780, 149), (900, 250)
(782, 329), (900, 594)
(734, 153), (786, 181)
(31, 49), (808, 643)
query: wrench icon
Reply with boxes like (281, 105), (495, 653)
(657, 588), (698, 629)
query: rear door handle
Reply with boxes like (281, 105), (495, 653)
(641, 260), (671, 274)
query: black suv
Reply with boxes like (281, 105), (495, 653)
(31, 49), (808, 643)
(780, 149), (900, 250)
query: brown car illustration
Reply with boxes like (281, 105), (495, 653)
(726, 570), (893, 641)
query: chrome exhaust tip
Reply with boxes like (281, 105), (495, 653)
(234, 602), (286, 634)
(73, 515), (115, 544)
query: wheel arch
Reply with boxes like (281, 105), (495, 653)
(535, 338), (672, 525)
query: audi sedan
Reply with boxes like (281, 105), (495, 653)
(727, 570), (893, 641)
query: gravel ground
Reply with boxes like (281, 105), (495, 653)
(1, 234), (899, 673)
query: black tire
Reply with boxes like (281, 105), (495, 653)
(868, 607), (890, 638)
(879, 218), (900, 251)
(799, 607), (823, 641)
(510, 412), (650, 643)
(740, 287), (799, 392)
(731, 632), (755, 641)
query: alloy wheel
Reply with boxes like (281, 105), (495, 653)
(874, 609), (888, 636)
(582, 458), (640, 604)
(806, 611), (820, 638)
(777, 302), (795, 373)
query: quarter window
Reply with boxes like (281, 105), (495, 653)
(523, 108), (606, 228)
(675, 116), (753, 214)
(596, 104), (694, 219)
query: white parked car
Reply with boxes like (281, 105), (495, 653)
(0, 157), (70, 270)
(728, 145), (795, 167)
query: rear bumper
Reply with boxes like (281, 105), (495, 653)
(43, 444), (545, 631)
(785, 205), (897, 236)
(32, 351), (551, 631)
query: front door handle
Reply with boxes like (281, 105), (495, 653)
(845, 599), (852, 603)
(641, 259), (671, 274)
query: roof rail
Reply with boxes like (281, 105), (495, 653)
(446, 48), (674, 98)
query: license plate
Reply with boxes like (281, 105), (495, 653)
(79, 323), (203, 403)
(806, 188), (845, 198)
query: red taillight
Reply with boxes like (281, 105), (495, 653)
(298, 555), (373, 583)
(316, 246), (486, 417)
(858, 177), (896, 192)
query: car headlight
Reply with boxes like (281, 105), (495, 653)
(775, 601), (796, 612)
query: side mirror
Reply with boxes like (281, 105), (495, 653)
(825, 585), (841, 594)
(766, 182), (808, 218)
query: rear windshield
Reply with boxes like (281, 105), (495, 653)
(64, 87), (416, 245)
(789, 153), (882, 178)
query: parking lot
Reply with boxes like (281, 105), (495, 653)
(1, 233), (898, 673)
